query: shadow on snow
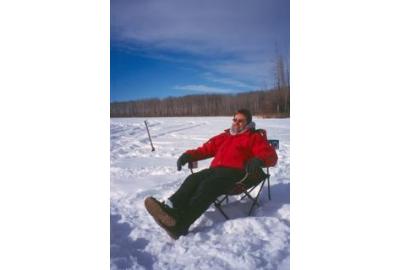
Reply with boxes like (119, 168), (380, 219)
(194, 181), (290, 232)
(110, 214), (155, 270)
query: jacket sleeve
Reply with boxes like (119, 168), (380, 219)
(185, 132), (226, 161)
(251, 132), (278, 167)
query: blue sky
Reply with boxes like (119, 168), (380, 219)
(111, 0), (289, 102)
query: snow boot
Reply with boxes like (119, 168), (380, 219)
(150, 216), (183, 240)
(144, 197), (177, 227)
(145, 197), (190, 240)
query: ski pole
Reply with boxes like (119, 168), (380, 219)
(144, 120), (155, 152)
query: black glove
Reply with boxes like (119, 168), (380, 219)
(246, 158), (264, 175)
(177, 153), (192, 171)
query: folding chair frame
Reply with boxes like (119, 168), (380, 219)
(188, 138), (278, 220)
(213, 167), (271, 220)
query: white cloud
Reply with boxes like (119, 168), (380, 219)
(173, 84), (239, 94)
(202, 72), (258, 89)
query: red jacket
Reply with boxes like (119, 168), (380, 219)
(185, 129), (278, 170)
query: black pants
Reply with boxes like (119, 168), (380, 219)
(169, 167), (246, 231)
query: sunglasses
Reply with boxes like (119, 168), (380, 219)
(232, 118), (246, 124)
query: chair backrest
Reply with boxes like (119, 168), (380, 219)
(268, 139), (279, 150)
(253, 128), (279, 150)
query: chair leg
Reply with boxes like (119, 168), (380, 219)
(241, 191), (259, 206)
(214, 195), (230, 219)
(267, 168), (271, 201)
(215, 195), (228, 205)
(240, 186), (256, 201)
(214, 202), (230, 220)
(248, 179), (266, 216)
(214, 178), (269, 219)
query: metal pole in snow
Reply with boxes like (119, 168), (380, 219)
(144, 120), (155, 152)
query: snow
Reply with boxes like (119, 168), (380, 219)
(110, 117), (290, 270)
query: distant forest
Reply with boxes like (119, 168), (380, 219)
(111, 56), (289, 118)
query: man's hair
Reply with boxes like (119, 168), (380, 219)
(235, 108), (252, 124)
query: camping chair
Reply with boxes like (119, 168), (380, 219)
(188, 138), (279, 220)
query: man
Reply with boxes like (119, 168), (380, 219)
(144, 109), (278, 239)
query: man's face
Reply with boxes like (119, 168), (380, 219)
(231, 113), (248, 131)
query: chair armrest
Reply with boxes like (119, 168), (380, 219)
(188, 161), (198, 169)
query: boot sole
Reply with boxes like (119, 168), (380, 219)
(144, 197), (176, 227)
(152, 217), (180, 240)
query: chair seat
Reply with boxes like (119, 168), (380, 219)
(227, 183), (247, 195)
(226, 168), (267, 194)
(215, 167), (270, 219)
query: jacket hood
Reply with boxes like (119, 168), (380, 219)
(229, 121), (256, 135)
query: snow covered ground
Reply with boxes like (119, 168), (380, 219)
(110, 117), (290, 270)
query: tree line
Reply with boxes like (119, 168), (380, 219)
(110, 87), (289, 118)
